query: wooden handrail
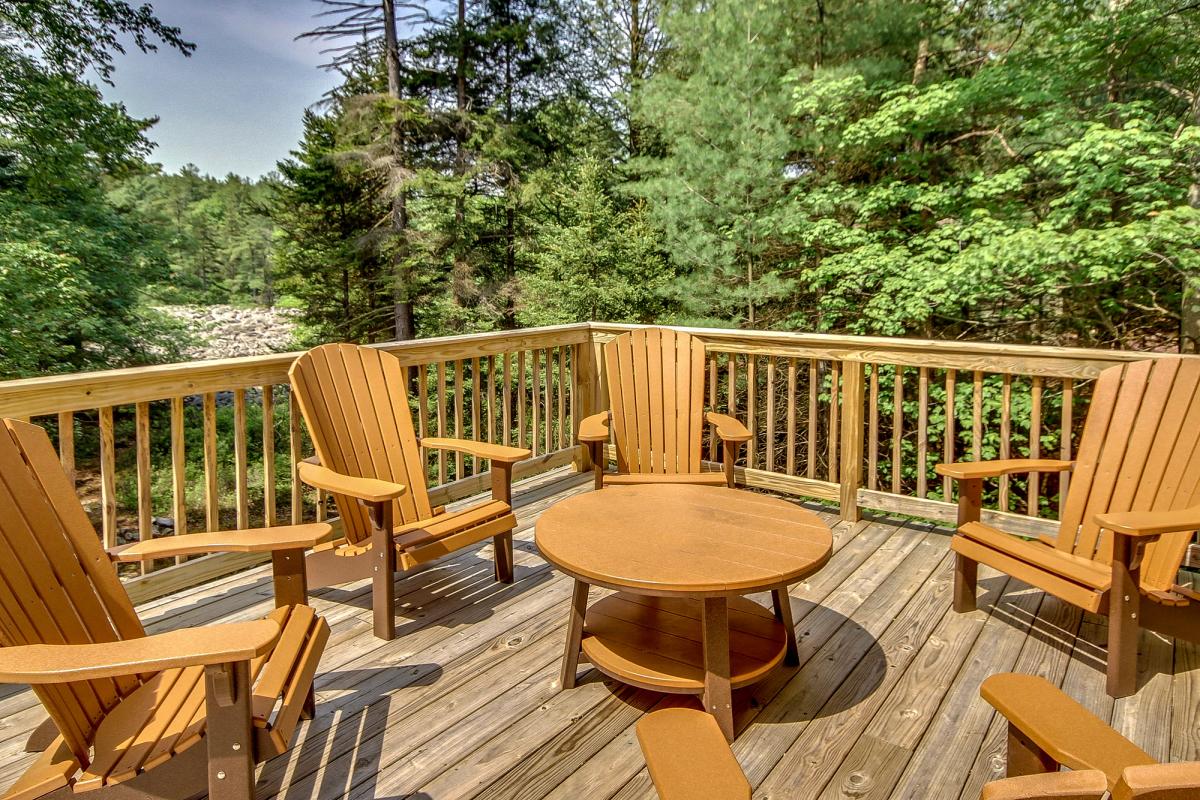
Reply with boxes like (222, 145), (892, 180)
(2, 320), (1195, 602)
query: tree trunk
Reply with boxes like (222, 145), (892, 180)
(382, 0), (415, 341)
(1183, 91), (1200, 353)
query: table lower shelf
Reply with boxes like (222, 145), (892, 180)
(580, 592), (787, 693)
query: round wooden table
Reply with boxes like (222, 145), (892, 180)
(535, 483), (833, 741)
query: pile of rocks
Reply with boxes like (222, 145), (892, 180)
(158, 305), (300, 360)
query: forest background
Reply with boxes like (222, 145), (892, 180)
(3, 0), (1200, 529)
(4, 0), (1200, 385)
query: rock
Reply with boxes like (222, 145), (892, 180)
(157, 304), (300, 361)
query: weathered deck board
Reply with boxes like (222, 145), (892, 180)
(2, 468), (1199, 800)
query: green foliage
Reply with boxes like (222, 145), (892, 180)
(519, 156), (670, 325)
(0, 0), (191, 377)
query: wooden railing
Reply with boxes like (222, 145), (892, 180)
(0, 324), (589, 601)
(1, 321), (1189, 601)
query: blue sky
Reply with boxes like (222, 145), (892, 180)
(103, 0), (342, 178)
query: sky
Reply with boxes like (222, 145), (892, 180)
(102, 0), (343, 179)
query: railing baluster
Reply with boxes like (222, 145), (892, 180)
(999, 374), (1012, 511)
(99, 405), (116, 549)
(203, 393), (219, 531)
(746, 356), (757, 470)
(558, 345), (567, 451)
(57, 411), (75, 486)
(868, 364), (879, 491)
(289, 389), (302, 524)
(807, 359), (817, 480)
(1028, 376), (1043, 515)
(544, 347), (553, 456)
(171, 396), (188, 551)
(972, 370), (983, 462)
(531, 350), (541, 458)
(943, 370), (956, 499)
(708, 356), (718, 462)
(828, 361), (840, 483)
(765, 358), (776, 473)
(503, 354), (513, 447)
(454, 359), (464, 478)
(437, 362), (448, 483)
(891, 366), (903, 494)
(518, 351), (527, 450)
(1060, 378), (1073, 511)
(233, 389), (249, 529)
(786, 358), (797, 476)
(471, 357), (482, 473)
(262, 384), (276, 527)
(487, 355), (497, 444)
(135, 401), (152, 573)
(917, 367), (929, 499)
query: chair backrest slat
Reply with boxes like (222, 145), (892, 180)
(0, 419), (146, 764)
(1056, 359), (1200, 592)
(604, 329), (706, 475)
(290, 344), (433, 543)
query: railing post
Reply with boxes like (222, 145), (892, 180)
(839, 360), (865, 522)
(572, 328), (601, 472)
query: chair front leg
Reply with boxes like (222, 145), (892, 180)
(952, 478), (982, 613)
(366, 500), (397, 641)
(270, 548), (309, 608)
(491, 462), (516, 583)
(589, 441), (605, 490)
(204, 661), (256, 800)
(1107, 533), (1142, 698)
(722, 441), (740, 488)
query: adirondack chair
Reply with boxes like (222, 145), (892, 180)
(579, 328), (751, 489)
(981, 673), (1200, 800)
(937, 357), (1200, 697)
(634, 706), (1114, 800)
(289, 343), (533, 641)
(0, 418), (330, 800)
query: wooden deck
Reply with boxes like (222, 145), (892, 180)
(2, 469), (1198, 800)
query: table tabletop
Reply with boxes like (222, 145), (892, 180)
(535, 484), (833, 596)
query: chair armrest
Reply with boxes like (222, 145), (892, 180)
(420, 437), (532, 463)
(981, 771), (1108, 800)
(298, 459), (407, 503)
(705, 412), (751, 444)
(636, 708), (750, 800)
(578, 412), (610, 443)
(936, 460), (1074, 480)
(1115, 762), (1200, 800)
(0, 620), (281, 684)
(109, 523), (333, 563)
(1095, 506), (1200, 538)
(981, 674), (1157, 785)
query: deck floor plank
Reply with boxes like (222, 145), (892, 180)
(1, 469), (1197, 800)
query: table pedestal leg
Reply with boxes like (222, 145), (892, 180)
(772, 587), (799, 665)
(702, 596), (734, 742)
(561, 579), (589, 690)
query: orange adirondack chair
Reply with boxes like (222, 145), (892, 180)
(938, 357), (1200, 697)
(980, 673), (1200, 800)
(579, 328), (751, 489)
(289, 343), (533, 641)
(0, 419), (330, 800)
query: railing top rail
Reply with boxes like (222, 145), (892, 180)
(2, 320), (1193, 418)
(0, 324), (591, 418)
(589, 323), (1193, 379)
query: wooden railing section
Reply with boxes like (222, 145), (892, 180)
(0, 325), (588, 601)
(0, 321), (1188, 601)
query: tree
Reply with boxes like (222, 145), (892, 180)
(519, 156), (670, 324)
(0, 1), (192, 377)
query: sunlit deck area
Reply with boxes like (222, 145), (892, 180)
(2, 466), (1196, 800)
